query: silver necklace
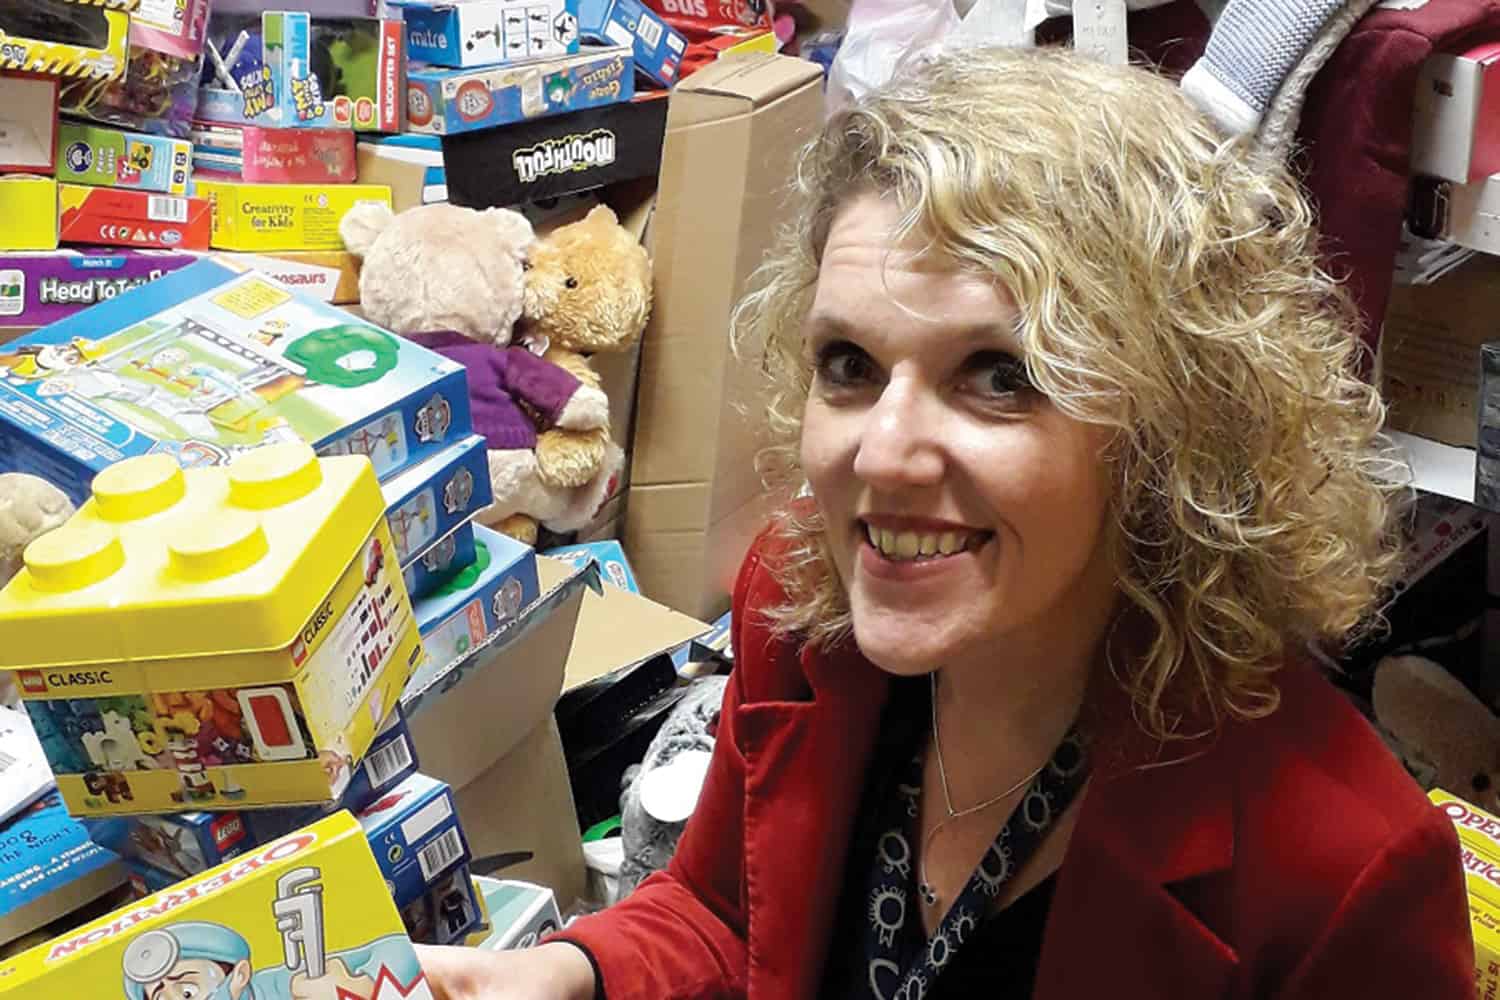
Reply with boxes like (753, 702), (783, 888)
(917, 670), (1048, 908)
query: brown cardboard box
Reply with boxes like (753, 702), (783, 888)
(624, 53), (824, 619)
(1382, 254), (1500, 447)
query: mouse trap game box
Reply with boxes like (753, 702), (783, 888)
(0, 811), (435, 999)
(0, 258), (470, 506)
(0, 443), (426, 816)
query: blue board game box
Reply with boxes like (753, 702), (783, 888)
(405, 520), (478, 601)
(356, 772), (471, 910)
(402, 862), (482, 945)
(0, 792), (124, 943)
(406, 45), (633, 135)
(0, 259), (472, 505)
(544, 539), (637, 593)
(84, 810), (252, 881)
(380, 433), (492, 568)
(577, 0), (685, 87)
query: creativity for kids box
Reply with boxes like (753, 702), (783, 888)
(0, 259), (470, 505)
(0, 811), (435, 999)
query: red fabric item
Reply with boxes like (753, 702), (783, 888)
(555, 523), (1474, 1000)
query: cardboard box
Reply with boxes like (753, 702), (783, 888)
(0, 73), (60, 174)
(0, 813), (434, 996)
(56, 121), (193, 195)
(211, 249), (363, 304)
(442, 92), (667, 206)
(0, 176), (59, 251)
(58, 184), (210, 250)
(396, 0), (581, 67)
(0, 1), (131, 82)
(1412, 45), (1500, 184)
(1381, 254), (1500, 448)
(625, 54), (823, 617)
(578, 0), (686, 87)
(196, 180), (393, 252)
(242, 126), (358, 184)
(380, 433), (493, 567)
(0, 792), (124, 948)
(0, 249), (197, 325)
(0, 259), (472, 504)
(406, 44), (633, 136)
(357, 134), (448, 211)
(467, 877), (561, 950)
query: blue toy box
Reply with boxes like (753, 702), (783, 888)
(123, 858), (180, 898)
(405, 520), (478, 600)
(396, 0), (580, 68)
(380, 433), (492, 569)
(357, 772), (472, 911)
(85, 809), (253, 881)
(405, 44), (633, 135)
(0, 260), (472, 505)
(577, 0), (685, 87)
(402, 525), (541, 715)
(401, 862), (483, 945)
(545, 539), (637, 593)
(0, 792), (124, 942)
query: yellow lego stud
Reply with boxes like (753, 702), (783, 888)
(228, 441), (324, 510)
(92, 455), (187, 522)
(168, 510), (269, 581)
(24, 520), (124, 592)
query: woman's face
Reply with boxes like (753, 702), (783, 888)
(800, 193), (1118, 678)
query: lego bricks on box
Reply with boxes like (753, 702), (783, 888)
(0, 250), (198, 327)
(0, 259), (471, 505)
(0, 812), (437, 998)
(56, 121), (193, 195)
(405, 44), (633, 135)
(0, 1), (131, 82)
(58, 184), (211, 250)
(395, 0), (581, 68)
(0, 442), (425, 816)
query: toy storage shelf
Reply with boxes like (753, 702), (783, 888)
(1389, 429), (1476, 503)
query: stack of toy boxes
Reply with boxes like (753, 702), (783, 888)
(1432, 790), (1500, 992)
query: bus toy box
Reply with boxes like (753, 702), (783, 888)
(395, 0), (580, 68)
(0, 259), (471, 506)
(0, 443), (425, 816)
(56, 122), (193, 196)
(380, 434), (491, 572)
(0, 812), (436, 999)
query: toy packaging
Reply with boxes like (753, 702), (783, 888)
(0, 791), (125, 947)
(0, 249), (198, 326)
(545, 539), (637, 593)
(196, 179), (393, 252)
(0, 705), (55, 825)
(404, 524), (541, 714)
(0, 72), (60, 174)
(356, 773), (472, 915)
(1411, 43), (1500, 185)
(0, 176), (60, 252)
(379, 433), (492, 570)
(0, 443), (426, 816)
(0, 259), (471, 505)
(56, 121), (193, 195)
(405, 44), (633, 136)
(467, 876), (561, 950)
(356, 133), (448, 212)
(404, 520), (477, 601)
(395, 0), (581, 68)
(58, 184), (211, 250)
(578, 0), (685, 87)
(85, 810), (254, 881)
(0, 812), (437, 998)
(244, 126), (358, 183)
(1432, 790), (1500, 993)
(211, 249), (363, 305)
(129, 0), (213, 60)
(402, 862), (482, 945)
(122, 857), (179, 898)
(0, 1), (131, 82)
(81, 43), (205, 141)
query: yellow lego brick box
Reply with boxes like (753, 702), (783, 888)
(0, 442), (426, 816)
(197, 181), (393, 252)
(0, 1), (130, 81)
(0, 177), (59, 251)
(0, 811), (436, 998)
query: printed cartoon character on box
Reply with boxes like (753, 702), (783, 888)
(120, 867), (425, 1000)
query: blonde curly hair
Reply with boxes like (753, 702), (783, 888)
(734, 46), (1408, 742)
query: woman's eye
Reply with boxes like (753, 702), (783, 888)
(962, 352), (1035, 403)
(814, 341), (877, 388)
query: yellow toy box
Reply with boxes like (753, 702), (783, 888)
(196, 181), (393, 252)
(0, 176), (59, 251)
(0, 811), (435, 998)
(1431, 790), (1500, 995)
(0, 1), (131, 81)
(0, 442), (425, 816)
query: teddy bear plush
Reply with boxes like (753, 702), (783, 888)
(520, 204), (653, 498)
(341, 201), (617, 543)
(0, 472), (75, 588)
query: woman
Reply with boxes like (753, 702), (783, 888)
(421, 46), (1473, 999)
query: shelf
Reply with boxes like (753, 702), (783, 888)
(1388, 430), (1475, 503)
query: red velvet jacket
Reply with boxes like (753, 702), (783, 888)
(559, 529), (1475, 999)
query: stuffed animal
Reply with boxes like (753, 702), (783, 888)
(1371, 654), (1500, 815)
(520, 205), (652, 502)
(341, 201), (616, 543)
(0, 472), (74, 587)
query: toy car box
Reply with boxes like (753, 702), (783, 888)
(577, 0), (685, 87)
(0, 259), (472, 506)
(196, 179), (393, 252)
(380, 433), (491, 570)
(395, 0), (581, 68)
(0, 812), (437, 998)
(85, 809), (254, 880)
(56, 121), (193, 195)
(0, 443), (425, 816)
(197, 12), (406, 133)
(356, 773), (471, 910)
(545, 539), (637, 593)
(402, 861), (482, 945)
(405, 44), (633, 136)
(0, 249), (198, 326)
(405, 520), (477, 601)
(0, 1), (131, 82)
(0, 176), (60, 252)
(403, 524), (540, 715)
(467, 876), (562, 950)
(58, 184), (211, 250)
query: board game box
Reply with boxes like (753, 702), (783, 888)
(395, 0), (580, 68)
(405, 44), (632, 135)
(56, 122), (193, 196)
(0, 249), (198, 327)
(0, 258), (471, 506)
(379, 433), (491, 570)
(405, 520), (477, 601)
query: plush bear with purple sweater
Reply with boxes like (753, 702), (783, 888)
(342, 201), (616, 544)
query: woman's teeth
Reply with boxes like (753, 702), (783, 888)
(864, 524), (984, 561)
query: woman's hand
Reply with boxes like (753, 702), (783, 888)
(417, 942), (598, 1000)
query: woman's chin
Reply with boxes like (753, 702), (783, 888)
(850, 620), (950, 678)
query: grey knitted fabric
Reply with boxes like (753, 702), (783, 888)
(1205, 0), (1346, 115)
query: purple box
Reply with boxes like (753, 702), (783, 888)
(0, 249), (200, 327)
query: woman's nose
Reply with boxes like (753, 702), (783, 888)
(852, 378), (945, 490)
